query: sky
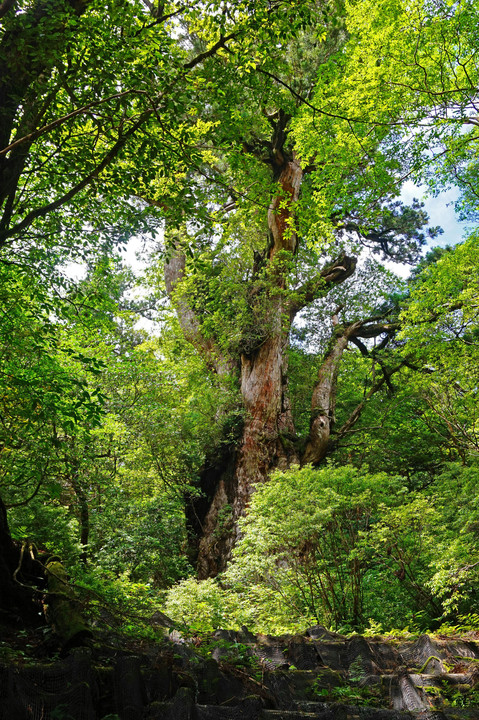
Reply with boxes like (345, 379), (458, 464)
(90, 181), (473, 333)
(400, 181), (469, 248)
(382, 182), (470, 279)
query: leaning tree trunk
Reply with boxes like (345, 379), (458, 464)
(0, 494), (45, 622)
(302, 318), (364, 466)
(0, 493), (92, 647)
(0, 494), (21, 613)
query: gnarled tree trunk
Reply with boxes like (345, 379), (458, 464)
(196, 326), (299, 577)
(166, 146), (358, 575)
(164, 120), (396, 577)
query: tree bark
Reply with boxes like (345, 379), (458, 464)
(0, 494), (45, 621)
(192, 152), (303, 577)
(70, 471), (90, 564)
(0, 0), (90, 233)
(44, 560), (92, 649)
(196, 326), (299, 577)
(165, 238), (236, 377)
(0, 492), (92, 644)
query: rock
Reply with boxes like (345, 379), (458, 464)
(307, 625), (347, 642)
(150, 610), (176, 628)
(2, 627), (479, 718)
(114, 655), (145, 720)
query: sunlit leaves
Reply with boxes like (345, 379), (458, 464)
(399, 234), (479, 457)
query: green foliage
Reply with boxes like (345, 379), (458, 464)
(224, 464), (416, 631)
(74, 564), (164, 635)
(328, 235), (479, 478)
(163, 575), (307, 636)
(9, 504), (82, 567)
(3, 263), (203, 587)
(294, 0), (479, 229)
(313, 683), (383, 708)
(218, 462), (479, 632)
(437, 613), (479, 636)
(0, 264), (107, 544)
(91, 493), (191, 588)
(400, 234), (479, 459)
(164, 577), (247, 633)
(0, 0), (327, 266)
(332, 364), (449, 479)
(426, 464), (479, 615)
(1, 0), (479, 643)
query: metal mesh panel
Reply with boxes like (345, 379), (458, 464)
(10, 650), (96, 720)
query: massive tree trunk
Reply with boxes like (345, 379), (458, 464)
(168, 149), (306, 577)
(166, 143), (360, 576)
(196, 327), (299, 577)
(164, 117), (396, 577)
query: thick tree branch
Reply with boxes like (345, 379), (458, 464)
(183, 32), (236, 70)
(0, 110), (152, 246)
(290, 253), (357, 318)
(0, 0), (91, 147)
(353, 321), (400, 338)
(0, 89), (148, 157)
(164, 237), (234, 377)
(0, 0), (14, 19)
(301, 308), (405, 466)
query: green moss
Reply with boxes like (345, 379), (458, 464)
(45, 561), (91, 647)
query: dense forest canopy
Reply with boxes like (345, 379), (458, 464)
(0, 0), (478, 638)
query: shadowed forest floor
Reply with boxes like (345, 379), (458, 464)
(2, 620), (479, 719)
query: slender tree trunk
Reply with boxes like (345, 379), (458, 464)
(0, 494), (18, 611)
(302, 320), (362, 466)
(70, 471), (90, 564)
